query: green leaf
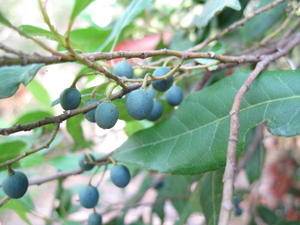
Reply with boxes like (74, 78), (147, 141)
(0, 64), (44, 99)
(0, 11), (13, 27)
(19, 25), (58, 41)
(242, 0), (287, 42)
(26, 79), (52, 108)
(98, 0), (152, 51)
(125, 120), (153, 136)
(113, 70), (300, 174)
(194, 0), (241, 28)
(21, 153), (45, 168)
(70, 0), (95, 22)
(246, 143), (265, 183)
(199, 170), (223, 225)
(0, 141), (27, 163)
(14, 110), (53, 125)
(50, 154), (80, 171)
(66, 114), (92, 151)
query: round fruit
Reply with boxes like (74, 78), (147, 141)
(126, 89), (153, 120)
(146, 88), (157, 99)
(88, 213), (102, 225)
(79, 185), (99, 208)
(152, 67), (173, 92)
(166, 86), (183, 106)
(95, 102), (119, 129)
(3, 171), (29, 199)
(113, 61), (133, 78)
(147, 100), (163, 121)
(79, 154), (95, 171)
(84, 100), (98, 122)
(110, 165), (131, 188)
(60, 88), (81, 110)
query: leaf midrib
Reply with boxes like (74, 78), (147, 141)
(120, 95), (300, 152)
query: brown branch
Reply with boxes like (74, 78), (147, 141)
(189, 0), (287, 52)
(0, 124), (60, 168)
(0, 83), (141, 135)
(218, 32), (300, 225)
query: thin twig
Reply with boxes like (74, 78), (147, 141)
(218, 32), (300, 225)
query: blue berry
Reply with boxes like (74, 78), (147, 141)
(145, 88), (157, 99)
(147, 101), (163, 121)
(152, 67), (173, 92)
(84, 100), (98, 122)
(79, 185), (99, 208)
(3, 171), (29, 199)
(110, 165), (131, 188)
(126, 89), (153, 120)
(113, 61), (133, 78)
(88, 213), (102, 225)
(79, 154), (95, 171)
(59, 88), (81, 110)
(95, 102), (119, 129)
(166, 85), (183, 106)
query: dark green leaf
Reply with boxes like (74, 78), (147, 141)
(19, 25), (58, 41)
(26, 79), (52, 108)
(0, 64), (44, 99)
(199, 170), (223, 225)
(98, 0), (152, 51)
(70, 0), (95, 22)
(66, 114), (92, 151)
(113, 70), (300, 174)
(194, 0), (241, 28)
(246, 144), (265, 183)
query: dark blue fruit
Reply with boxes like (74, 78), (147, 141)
(3, 171), (29, 199)
(95, 102), (119, 129)
(166, 85), (183, 106)
(152, 67), (173, 92)
(126, 89), (153, 120)
(84, 100), (98, 122)
(60, 88), (81, 110)
(146, 88), (157, 99)
(234, 207), (243, 216)
(79, 154), (95, 171)
(88, 213), (102, 225)
(113, 61), (133, 78)
(147, 101), (163, 121)
(110, 165), (131, 188)
(79, 185), (99, 208)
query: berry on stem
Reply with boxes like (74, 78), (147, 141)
(110, 165), (131, 188)
(79, 185), (99, 208)
(126, 89), (153, 120)
(59, 88), (81, 110)
(113, 61), (133, 78)
(166, 85), (183, 106)
(84, 99), (98, 122)
(95, 102), (119, 129)
(3, 170), (29, 199)
(152, 67), (173, 92)
(88, 213), (103, 225)
(79, 154), (95, 171)
(147, 100), (163, 121)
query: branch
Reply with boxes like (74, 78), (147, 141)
(218, 32), (300, 225)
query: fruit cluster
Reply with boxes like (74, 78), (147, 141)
(1, 61), (184, 225)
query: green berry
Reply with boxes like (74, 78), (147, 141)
(152, 67), (173, 92)
(59, 88), (81, 110)
(79, 185), (99, 208)
(3, 171), (29, 199)
(79, 154), (95, 171)
(88, 213), (102, 225)
(95, 102), (119, 129)
(110, 165), (131, 188)
(126, 89), (153, 120)
(113, 61), (133, 78)
(166, 85), (183, 106)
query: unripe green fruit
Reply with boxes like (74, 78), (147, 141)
(79, 154), (95, 171)
(147, 100), (163, 121)
(152, 67), (173, 92)
(79, 185), (99, 208)
(88, 213), (103, 225)
(126, 89), (153, 120)
(110, 165), (131, 188)
(113, 61), (133, 78)
(95, 102), (119, 129)
(3, 171), (29, 199)
(166, 85), (183, 106)
(84, 100), (98, 122)
(60, 88), (81, 110)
